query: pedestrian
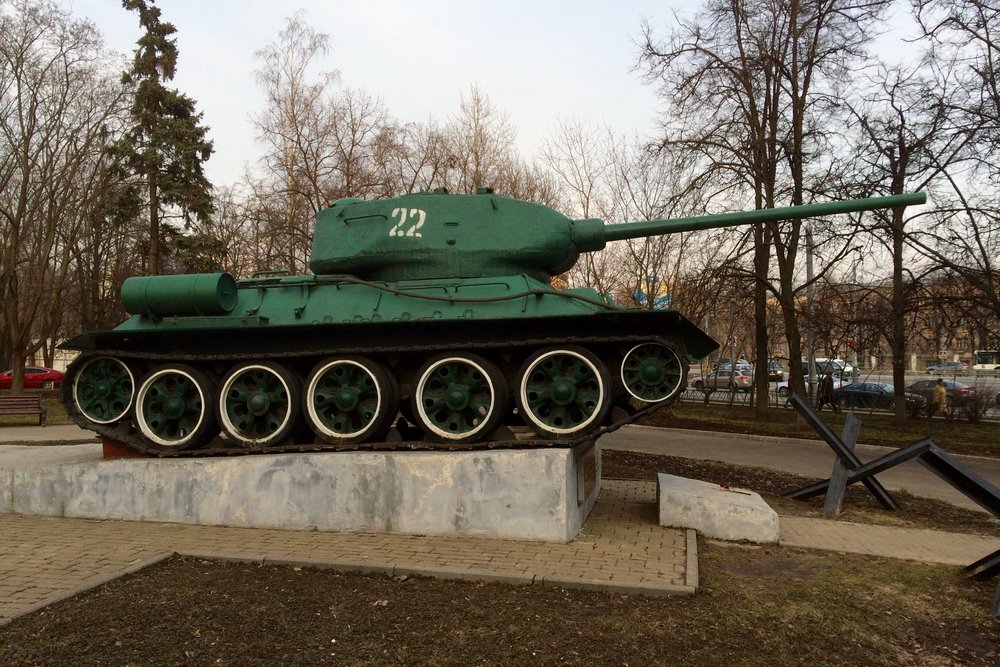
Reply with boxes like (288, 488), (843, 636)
(931, 378), (948, 417)
(816, 371), (839, 412)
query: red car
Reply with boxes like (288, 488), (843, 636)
(0, 366), (65, 389)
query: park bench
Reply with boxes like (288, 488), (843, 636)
(0, 394), (48, 426)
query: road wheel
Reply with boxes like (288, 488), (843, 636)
(134, 364), (217, 451)
(619, 343), (685, 402)
(412, 353), (506, 443)
(517, 346), (610, 439)
(218, 362), (300, 448)
(777, 386), (789, 398)
(71, 355), (136, 425)
(304, 356), (397, 444)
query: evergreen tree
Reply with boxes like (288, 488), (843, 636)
(119, 0), (214, 275)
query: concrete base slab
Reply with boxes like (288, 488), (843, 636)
(657, 473), (779, 543)
(0, 443), (601, 543)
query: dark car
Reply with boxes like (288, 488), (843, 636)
(835, 382), (925, 414)
(0, 366), (66, 389)
(906, 379), (979, 412)
(766, 360), (785, 382)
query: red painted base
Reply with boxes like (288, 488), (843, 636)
(102, 438), (148, 460)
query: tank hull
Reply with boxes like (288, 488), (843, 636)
(62, 274), (716, 456)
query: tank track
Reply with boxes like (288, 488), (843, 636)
(69, 398), (674, 458)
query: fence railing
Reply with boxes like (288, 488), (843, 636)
(678, 386), (1000, 422)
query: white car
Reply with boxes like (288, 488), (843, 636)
(775, 376), (847, 398)
(814, 358), (856, 379)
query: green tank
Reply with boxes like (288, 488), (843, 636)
(61, 189), (926, 455)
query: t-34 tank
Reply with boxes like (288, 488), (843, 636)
(61, 189), (925, 455)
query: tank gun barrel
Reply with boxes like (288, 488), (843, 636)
(573, 192), (926, 250)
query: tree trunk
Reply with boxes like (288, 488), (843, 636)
(148, 169), (160, 275)
(891, 206), (907, 425)
(753, 223), (770, 415)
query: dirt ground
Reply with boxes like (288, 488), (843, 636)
(1, 450), (997, 666)
(603, 450), (1000, 537)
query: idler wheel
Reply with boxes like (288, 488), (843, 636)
(134, 364), (217, 450)
(218, 362), (301, 448)
(304, 356), (397, 444)
(412, 353), (506, 443)
(620, 342), (686, 403)
(516, 346), (611, 439)
(70, 355), (136, 424)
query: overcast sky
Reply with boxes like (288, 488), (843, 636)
(67, 0), (917, 187)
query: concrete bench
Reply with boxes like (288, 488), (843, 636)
(0, 394), (47, 426)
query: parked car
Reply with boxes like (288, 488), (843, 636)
(713, 357), (753, 373)
(835, 382), (926, 414)
(906, 379), (979, 413)
(925, 361), (969, 374)
(721, 361), (754, 375)
(807, 358), (856, 379)
(711, 357), (732, 370)
(0, 366), (65, 389)
(775, 376), (847, 398)
(692, 369), (753, 392)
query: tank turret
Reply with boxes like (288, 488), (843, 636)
(310, 189), (927, 282)
(62, 188), (926, 455)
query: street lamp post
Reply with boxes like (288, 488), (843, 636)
(806, 224), (815, 397)
(851, 246), (861, 380)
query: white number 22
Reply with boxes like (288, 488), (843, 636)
(389, 207), (426, 237)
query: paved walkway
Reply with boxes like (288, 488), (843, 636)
(2, 424), (1000, 628)
(0, 423), (95, 444)
(0, 479), (693, 627)
(780, 516), (1000, 566)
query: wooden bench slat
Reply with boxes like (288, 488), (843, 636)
(0, 394), (47, 426)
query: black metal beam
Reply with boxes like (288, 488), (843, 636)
(966, 549), (1000, 580)
(918, 444), (1000, 517)
(787, 394), (898, 510)
(786, 437), (933, 502)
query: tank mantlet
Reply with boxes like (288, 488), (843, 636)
(309, 190), (927, 282)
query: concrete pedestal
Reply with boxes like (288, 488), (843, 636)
(0, 443), (600, 543)
(657, 473), (779, 544)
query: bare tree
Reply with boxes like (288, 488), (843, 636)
(250, 13), (408, 271)
(440, 86), (518, 194)
(0, 0), (127, 388)
(250, 12), (338, 271)
(906, 0), (1000, 321)
(638, 0), (891, 413)
(844, 54), (986, 421)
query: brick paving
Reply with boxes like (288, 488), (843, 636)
(0, 479), (692, 627)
